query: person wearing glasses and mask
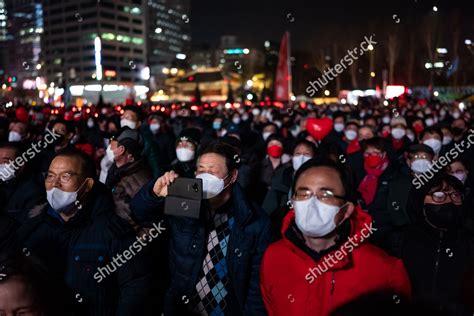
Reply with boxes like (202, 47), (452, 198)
(16, 148), (151, 316)
(130, 141), (273, 315)
(260, 158), (411, 316)
(395, 173), (474, 315)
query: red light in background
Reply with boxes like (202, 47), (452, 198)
(191, 105), (198, 111)
(104, 70), (117, 77)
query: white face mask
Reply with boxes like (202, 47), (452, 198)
(120, 118), (137, 129)
(293, 196), (342, 237)
(176, 148), (195, 162)
(106, 145), (116, 162)
(196, 173), (229, 199)
(242, 114), (249, 121)
(334, 123), (345, 133)
(407, 133), (415, 142)
(344, 130), (358, 141)
(262, 132), (272, 141)
(450, 171), (467, 184)
(274, 121), (282, 128)
(87, 119), (94, 128)
(232, 117), (241, 125)
(452, 112), (460, 119)
(391, 128), (406, 140)
(46, 181), (85, 212)
(423, 139), (442, 155)
(252, 109), (260, 116)
(411, 159), (432, 174)
(382, 116), (391, 124)
(290, 126), (301, 138)
(150, 123), (160, 134)
(442, 136), (452, 145)
(0, 163), (15, 181)
(425, 118), (434, 127)
(8, 131), (22, 142)
(292, 155), (311, 172)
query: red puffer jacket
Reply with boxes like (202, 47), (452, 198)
(260, 206), (411, 316)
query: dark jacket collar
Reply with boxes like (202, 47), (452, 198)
(231, 184), (257, 228)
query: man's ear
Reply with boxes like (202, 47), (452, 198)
(231, 169), (239, 184)
(335, 202), (355, 225)
(84, 178), (94, 193)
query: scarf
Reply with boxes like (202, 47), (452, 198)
(358, 156), (389, 206)
(346, 139), (361, 154)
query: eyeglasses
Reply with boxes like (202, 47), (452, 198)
(44, 171), (81, 185)
(294, 189), (346, 205)
(429, 191), (463, 203)
(410, 154), (432, 160)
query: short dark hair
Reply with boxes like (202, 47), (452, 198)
(198, 140), (239, 173)
(292, 139), (317, 156)
(54, 148), (96, 179)
(50, 119), (74, 134)
(123, 106), (143, 121)
(420, 126), (443, 140)
(0, 141), (20, 156)
(291, 157), (355, 202)
(360, 137), (387, 153)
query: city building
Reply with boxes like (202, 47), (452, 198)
(146, 0), (191, 89)
(6, 0), (43, 90)
(41, 0), (149, 102)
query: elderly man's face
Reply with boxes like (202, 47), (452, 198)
(0, 277), (43, 316)
(0, 147), (17, 164)
(45, 156), (85, 193)
(196, 153), (228, 180)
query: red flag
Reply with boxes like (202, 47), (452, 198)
(274, 32), (292, 101)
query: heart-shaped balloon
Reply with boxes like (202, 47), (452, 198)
(306, 117), (333, 141)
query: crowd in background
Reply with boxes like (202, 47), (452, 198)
(0, 96), (473, 316)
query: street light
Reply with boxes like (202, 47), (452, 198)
(465, 39), (472, 45)
(432, 6), (438, 12)
(367, 44), (374, 51)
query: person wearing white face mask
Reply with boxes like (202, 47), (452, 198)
(262, 140), (317, 217)
(8, 121), (28, 143)
(130, 141), (272, 314)
(20, 148), (152, 315)
(170, 128), (201, 178)
(420, 127), (443, 156)
(147, 115), (176, 171)
(261, 123), (278, 142)
(333, 113), (345, 134)
(0, 143), (45, 216)
(120, 106), (161, 177)
(260, 159), (411, 315)
(448, 159), (470, 185)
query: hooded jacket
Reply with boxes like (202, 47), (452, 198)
(260, 206), (411, 316)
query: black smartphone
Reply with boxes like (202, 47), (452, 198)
(164, 178), (202, 219)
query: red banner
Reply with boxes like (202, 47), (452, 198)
(274, 32), (292, 101)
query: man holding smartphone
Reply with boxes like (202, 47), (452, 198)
(130, 141), (272, 315)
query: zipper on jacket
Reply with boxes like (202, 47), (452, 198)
(329, 271), (336, 311)
(432, 230), (444, 297)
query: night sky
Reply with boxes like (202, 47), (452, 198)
(190, 0), (473, 50)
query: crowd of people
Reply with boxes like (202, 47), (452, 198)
(0, 96), (473, 316)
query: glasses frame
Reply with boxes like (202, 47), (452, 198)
(429, 190), (463, 203)
(293, 188), (346, 204)
(43, 171), (82, 185)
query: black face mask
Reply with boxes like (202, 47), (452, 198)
(451, 127), (464, 136)
(423, 203), (461, 230)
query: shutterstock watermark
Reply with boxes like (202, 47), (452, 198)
(94, 220), (166, 283)
(305, 222), (377, 283)
(412, 129), (474, 189)
(0, 128), (61, 181)
(306, 35), (377, 97)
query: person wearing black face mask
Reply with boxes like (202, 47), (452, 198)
(393, 173), (474, 315)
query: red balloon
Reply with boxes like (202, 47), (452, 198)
(15, 107), (29, 123)
(306, 117), (333, 141)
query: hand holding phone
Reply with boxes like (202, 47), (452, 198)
(153, 171), (179, 197)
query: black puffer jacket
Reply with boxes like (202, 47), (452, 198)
(16, 182), (152, 316)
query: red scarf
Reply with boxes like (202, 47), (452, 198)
(391, 138), (404, 151)
(346, 139), (361, 154)
(358, 156), (389, 206)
